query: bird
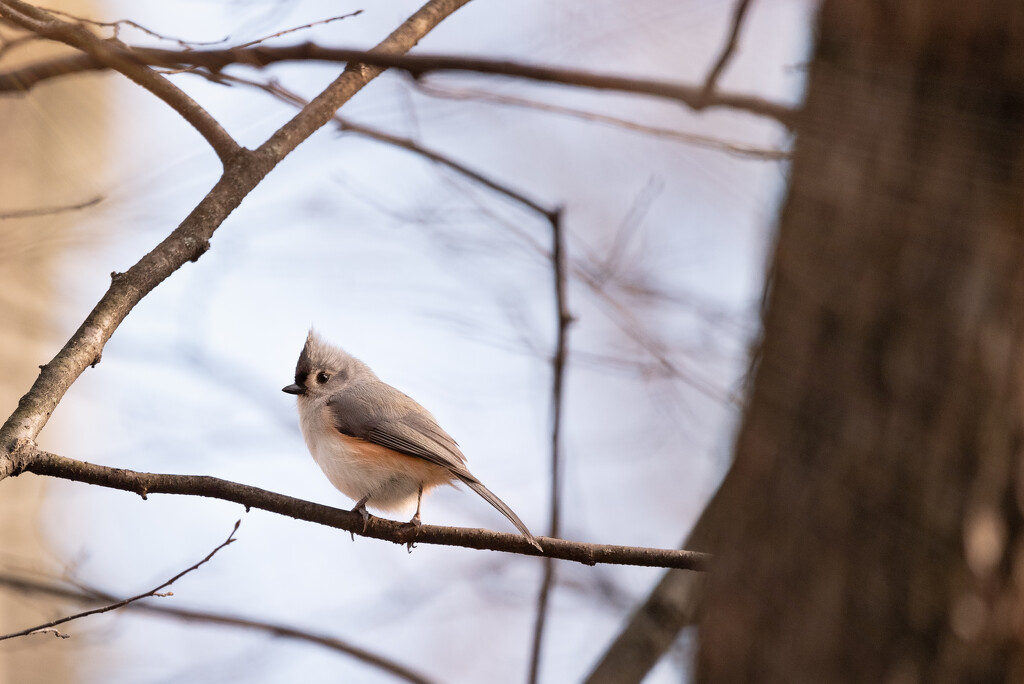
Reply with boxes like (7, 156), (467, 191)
(282, 330), (541, 550)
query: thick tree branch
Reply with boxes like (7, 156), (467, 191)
(0, 573), (435, 684)
(0, 520), (239, 641)
(6, 448), (709, 570)
(0, 43), (799, 128)
(0, 0), (474, 476)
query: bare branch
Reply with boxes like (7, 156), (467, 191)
(701, 0), (754, 97)
(0, 50), (97, 90)
(233, 11), (364, 50)
(0, 0), (474, 469)
(0, 42), (799, 127)
(0, 195), (101, 220)
(0, 573), (436, 684)
(528, 209), (574, 683)
(0, 0), (239, 163)
(417, 83), (790, 161)
(0, 520), (239, 642)
(10, 448), (709, 571)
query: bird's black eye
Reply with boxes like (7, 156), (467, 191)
(316, 371), (330, 384)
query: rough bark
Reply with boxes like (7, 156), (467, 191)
(698, 0), (1024, 682)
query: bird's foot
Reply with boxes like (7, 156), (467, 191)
(350, 498), (370, 540)
(401, 513), (422, 552)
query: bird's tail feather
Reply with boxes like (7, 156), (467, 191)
(460, 477), (542, 551)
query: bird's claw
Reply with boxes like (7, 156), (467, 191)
(350, 499), (370, 540)
(402, 513), (422, 552)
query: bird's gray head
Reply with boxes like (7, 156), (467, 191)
(281, 329), (368, 401)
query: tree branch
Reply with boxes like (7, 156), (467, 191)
(0, 195), (102, 220)
(0, 42), (799, 128)
(701, 0), (754, 97)
(417, 82), (790, 161)
(0, 573), (435, 684)
(0, 0), (474, 474)
(0, 50), (97, 89)
(7, 448), (709, 571)
(0, 520), (239, 642)
(528, 209), (574, 682)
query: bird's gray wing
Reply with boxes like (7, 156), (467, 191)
(327, 383), (471, 477)
(328, 381), (541, 549)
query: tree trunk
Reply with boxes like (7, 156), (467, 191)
(697, 0), (1024, 681)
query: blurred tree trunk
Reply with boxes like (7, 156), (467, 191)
(698, 0), (1024, 681)
(0, 2), (107, 681)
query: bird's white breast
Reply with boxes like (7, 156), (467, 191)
(297, 400), (421, 512)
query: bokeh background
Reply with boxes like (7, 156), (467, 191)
(1, 1), (810, 681)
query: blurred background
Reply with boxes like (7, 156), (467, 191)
(0, 0), (810, 681)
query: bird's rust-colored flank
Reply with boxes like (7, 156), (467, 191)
(330, 431), (455, 512)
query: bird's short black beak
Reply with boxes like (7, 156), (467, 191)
(282, 383), (306, 395)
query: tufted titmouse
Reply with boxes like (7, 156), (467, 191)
(283, 330), (541, 550)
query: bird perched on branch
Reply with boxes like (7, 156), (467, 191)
(283, 330), (541, 551)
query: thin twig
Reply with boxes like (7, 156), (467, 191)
(596, 178), (663, 286)
(0, 572), (435, 684)
(233, 11), (364, 50)
(528, 209), (574, 684)
(0, 42), (798, 128)
(11, 448), (709, 571)
(0, 195), (102, 220)
(0, 520), (240, 642)
(701, 0), (754, 97)
(574, 263), (739, 406)
(417, 82), (790, 161)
